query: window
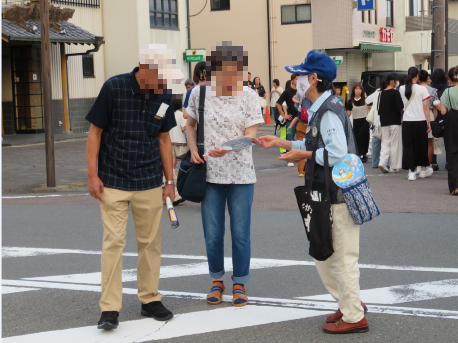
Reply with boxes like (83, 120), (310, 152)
(386, 0), (393, 27)
(82, 54), (94, 78)
(150, 0), (178, 29)
(368, 11), (371, 24)
(362, 10), (365, 23)
(211, 0), (230, 11)
(409, 0), (419, 16)
(375, 0), (378, 24)
(281, 4), (311, 25)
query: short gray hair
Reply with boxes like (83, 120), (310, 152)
(184, 79), (195, 87)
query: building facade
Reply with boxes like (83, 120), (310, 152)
(190, 0), (458, 105)
(2, 0), (191, 136)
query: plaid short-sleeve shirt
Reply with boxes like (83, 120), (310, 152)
(86, 67), (176, 191)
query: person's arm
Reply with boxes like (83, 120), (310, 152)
(440, 101), (448, 115)
(186, 89), (205, 164)
(158, 132), (175, 203)
(315, 111), (348, 166)
(183, 107), (189, 119)
(85, 80), (112, 201)
(423, 99), (431, 133)
(290, 117), (299, 127)
(270, 88), (275, 95)
(86, 124), (104, 201)
(276, 94), (292, 120)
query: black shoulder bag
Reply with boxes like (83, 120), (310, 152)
(177, 85), (207, 203)
(431, 89), (449, 138)
(293, 150), (334, 261)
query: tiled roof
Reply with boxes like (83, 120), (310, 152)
(2, 18), (100, 44)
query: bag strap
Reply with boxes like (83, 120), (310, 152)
(197, 85), (206, 146)
(405, 86), (420, 111)
(376, 90), (382, 113)
(305, 149), (331, 200)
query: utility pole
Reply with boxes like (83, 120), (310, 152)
(445, 0), (449, 72)
(39, 0), (56, 187)
(432, 0), (446, 72)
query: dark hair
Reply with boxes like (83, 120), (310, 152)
(335, 85), (341, 90)
(253, 77), (261, 85)
(172, 98), (182, 112)
(405, 66), (419, 100)
(350, 83), (366, 105)
(285, 80), (291, 89)
(194, 61), (206, 83)
(380, 76), (388, 90)
(248, 71), (251, 75)
(206, 43), (248, 81)
(398, 75), (406, 88)
(316, 74), (334, 94)
(273, 79), (279, 86)
(419, 69), (429, 83)
(448, 66), (458, 82)
(432, 68), (447, 84)
(291, 73), (299, 81)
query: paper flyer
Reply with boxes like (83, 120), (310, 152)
(220, 137), (256, 151)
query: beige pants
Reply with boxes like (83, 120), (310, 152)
(99, 187), (163, 312)
(314, 203), (364, 323)
(380, 125), (402, 170)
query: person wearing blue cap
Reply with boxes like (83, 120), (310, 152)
(255, 50), (369, 334)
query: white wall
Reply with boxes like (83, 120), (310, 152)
(51, 3), (106, 100)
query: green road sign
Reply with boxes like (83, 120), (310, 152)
(184, 49), (206, 63)
(330, 55), (343, 66)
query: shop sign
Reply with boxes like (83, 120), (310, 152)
(184, 49), (206, 63)
(330, 55), (343, 66)
(363, 30), (376, 39)
(357, 0), (375, 11)
(380, 27), (394, 43)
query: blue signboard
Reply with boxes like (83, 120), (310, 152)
(357, 0), (375, 11)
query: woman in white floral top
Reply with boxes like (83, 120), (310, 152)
(186, 43), (264, 307)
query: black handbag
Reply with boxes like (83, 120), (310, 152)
(177, 85), (207, 203)
(294, 150), (334, 261)
(431, 89), (450, 138)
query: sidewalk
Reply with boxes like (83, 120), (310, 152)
(1, 125), (284, 195)
(2, 132), (88, 147)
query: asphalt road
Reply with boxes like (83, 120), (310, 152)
(2, 128), (458, 342)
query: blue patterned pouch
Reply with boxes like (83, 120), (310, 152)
(341, 176), (380, 225)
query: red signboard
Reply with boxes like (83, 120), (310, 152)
(380, 28), (394, 43)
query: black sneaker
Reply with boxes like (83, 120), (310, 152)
(97, 311), (119, 330)
(432, 164), (439, 171)
(141, 301), (173, 321)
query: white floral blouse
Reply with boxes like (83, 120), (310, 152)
(187, 86), (264, 184)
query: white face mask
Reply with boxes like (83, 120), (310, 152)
(296, 75), (311, 100)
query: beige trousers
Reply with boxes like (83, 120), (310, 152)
(314, 203), (364, 323)
(380, 125), (402, 170)
(99, 187), (163, 312)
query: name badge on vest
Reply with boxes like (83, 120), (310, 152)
(155, 103), (169, 120)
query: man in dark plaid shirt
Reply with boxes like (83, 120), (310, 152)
(86, 44), (184, 330)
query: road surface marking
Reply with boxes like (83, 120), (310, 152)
(24, 258), (310, 283)
(297, 279), (458, 304)
(3, 279), (458, 321)
(2, 194), (90, 199)
(4, 247), (458, 274)
(2, 286), (40, 294)
(2, 305), (323, 343)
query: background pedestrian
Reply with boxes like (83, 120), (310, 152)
(347, 84), (370, 162)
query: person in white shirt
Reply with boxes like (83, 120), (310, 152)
(270, 79), (283, 122)
(399, 67), (433, 180)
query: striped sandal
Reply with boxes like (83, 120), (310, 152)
(206, 281), (225, 305)
(232, 284), (248, 307)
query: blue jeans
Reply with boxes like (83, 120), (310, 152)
(372, 137), (381, 168)
(286, 119), (297, 142)
(201, 182), (254, 283)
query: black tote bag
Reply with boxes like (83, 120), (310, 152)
(294, 150), (334, 261)
(177, 85), (207, 203)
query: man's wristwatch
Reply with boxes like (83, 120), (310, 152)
(165, 180), (175, 186)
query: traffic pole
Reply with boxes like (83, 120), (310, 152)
(40, 0), (56, 187)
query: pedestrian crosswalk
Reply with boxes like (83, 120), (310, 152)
(3, 246), (458, 342)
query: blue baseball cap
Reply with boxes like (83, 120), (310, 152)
(285, 50), (337, 82)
